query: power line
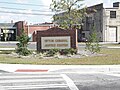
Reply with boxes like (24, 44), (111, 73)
(0, 10), (53, 16)
(0, 6), (52, 12)
(0, 1), (49, 7)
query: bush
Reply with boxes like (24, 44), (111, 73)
(85, 42), (100, 54)
(46, 48), (60, 56)
(16, 47), (31, 56)
(60, 48), (77, 55)
(39, 48), (77, 57)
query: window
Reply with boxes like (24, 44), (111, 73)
(113, 2), (119, 7)
(110, 11), (116, 18)
(82, 33), (85, 38)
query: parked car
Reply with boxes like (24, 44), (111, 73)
(79, 37), (88, 42)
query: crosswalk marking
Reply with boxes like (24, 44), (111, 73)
(3, 84), (68, 90)
(0, 73), (69, 90)
(0, 78), (64, 83)
(61, 74), (79, 90)
(104, 73), (120, 77)
(0, 75), (61, 79)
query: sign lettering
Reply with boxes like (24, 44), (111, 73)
(41, 36), (71, 49)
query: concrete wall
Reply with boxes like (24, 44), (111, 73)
(83, 2), (120, 42)
(82, 3), (103, 41)
(103, 8), (120, 42)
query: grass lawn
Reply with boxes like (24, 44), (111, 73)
(0, 48), (120, 65)
(102, 44), (120, 47)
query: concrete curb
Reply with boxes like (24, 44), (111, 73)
(0, 48), (15, 50)
(107, 46), (120, 49)
(1, 64), (120, 73)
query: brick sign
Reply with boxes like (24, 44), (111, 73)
(37, 27), (77, 51)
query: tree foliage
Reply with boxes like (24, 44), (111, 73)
(16, 29), (31, 56)
(50, 0), (86, 29)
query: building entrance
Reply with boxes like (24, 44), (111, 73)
(0, 28), (16, 41)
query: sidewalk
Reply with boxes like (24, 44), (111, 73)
(107, 46), (120, 49)
(1, 64), (120, 73)
(0, 48), (15, 50)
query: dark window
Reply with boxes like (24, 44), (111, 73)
(110, 11), (116, 18)
(82, 33), (85, 38)
(113, 2), (119, 7)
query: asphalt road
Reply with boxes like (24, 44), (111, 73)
(0, 42), (36, 50)
(0, 41), (119, 50)
(0, 42), (89, 50)
(0, 42), (111, 50)
(67, 73), (120, 90)
(0, 71), (120, 90)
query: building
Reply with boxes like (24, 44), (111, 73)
(26, 22), (55, 41)
(0, 22), (17, 41)
(0, 21), (55, 41)
(82, 2), (120, 42)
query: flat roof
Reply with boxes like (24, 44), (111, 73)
(0, 23), (15, 28)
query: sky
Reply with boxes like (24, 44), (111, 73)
(0, 0), (119, 24)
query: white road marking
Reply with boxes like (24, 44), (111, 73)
(0, 78), (64, 83)
(61, 74), (79, 90)
(105, 73), (120, 77)
(0, 74), (69, 89)
(0, 75), (61, 78)
(3, 84), (68, 89)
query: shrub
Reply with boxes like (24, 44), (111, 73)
(85, 42), (100, 54)
(16, 47), (31, 56)
(39, 48), (77, 57)
(61, 48), (77, 55)
(46, 48), (60, 56)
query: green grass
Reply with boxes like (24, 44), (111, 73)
(101, 43), (120, 47)
(0, 50), (14, 54)
(0, 46), (16, 48)
(0, 48), (120, 65)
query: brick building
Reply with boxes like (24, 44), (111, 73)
(25, 22), (55, 41)
(0, 21), (55, 41)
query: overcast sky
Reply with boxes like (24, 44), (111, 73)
(0, 0), (119, 24)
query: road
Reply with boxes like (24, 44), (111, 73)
(1, 42), (116, 51)
(0, 42), (119, 51)
(0, 42), (102, 51)
(0, 42), (36, 50)
(0, 71), (120, 90)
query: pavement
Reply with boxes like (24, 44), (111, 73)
(1, 64), (120, 90)
(1, 72), (120, 90)
(0, 41), (120, 50)
(1, 64), (120, 73)
(0, 41), (36, 50)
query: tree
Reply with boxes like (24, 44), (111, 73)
(16, 29), (31, 56)
(85, 26), (100, 54)
(50, 0), (86, 29)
